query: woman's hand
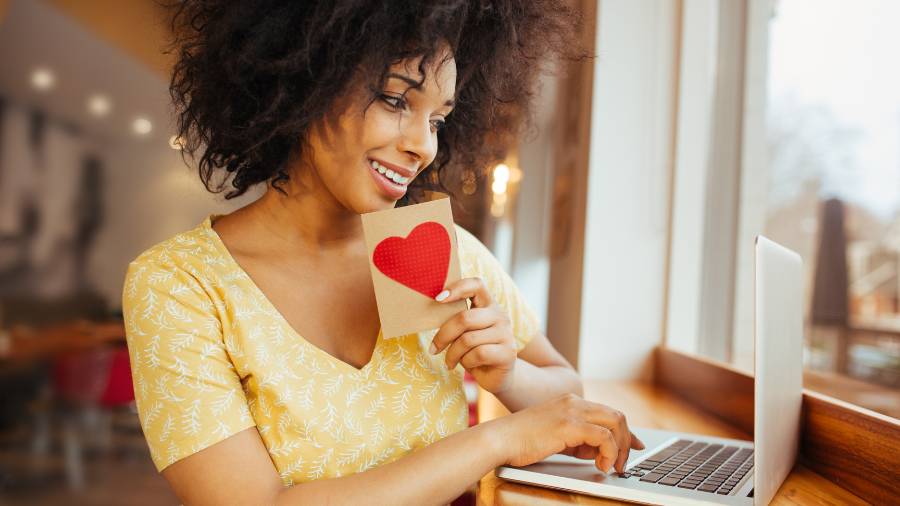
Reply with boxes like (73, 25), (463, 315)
(430, 277), (517, 394)
(495, 393), (646, 474)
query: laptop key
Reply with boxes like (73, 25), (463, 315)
(639, 472), (666, 483)
(658, 477), (681, 486)
(677, 482), (699, 489)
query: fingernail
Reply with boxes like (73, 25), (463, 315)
(435, 290), (449, 302)
(429, 343), (437, 354)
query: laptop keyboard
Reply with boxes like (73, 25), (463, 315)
(621, 439), (753, 495)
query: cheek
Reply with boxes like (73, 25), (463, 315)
(359, 107), (399, 147)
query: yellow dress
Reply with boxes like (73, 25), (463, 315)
(122, 215), (539, 484)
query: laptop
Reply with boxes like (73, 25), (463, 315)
(496, 236), (803, 505)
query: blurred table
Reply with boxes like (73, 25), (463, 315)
(0, 320), (125, 365)
(475, 380), (868, 505)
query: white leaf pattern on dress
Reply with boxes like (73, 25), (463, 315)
(336, 443), (366, 467)
(213, 419), (232, 439)
(145, 335), (161, 369)
(307, 448), (333, 480)
(370, 420), (385, 446)
(439, 389), (463, 414)
(124, 219), (533, 483)
(269, 440), (301, 457)
(392, 384), (412, 416)
(364, 393), (384, 419)
(212, 389), (235, 416)
(322, 374), (344, 397)
(155, 375), (184, 403)
(345, 380), (375, 407)
(419, 382), (439, 403)
(165, 299), (192, 323)
(183, 399), (201, 436)
(160, 415), (175, 442)
(279, 457), (304, 485)
(143, 401), (162, 427)
(391, 421), (413, 451)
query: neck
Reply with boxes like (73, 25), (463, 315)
(247, 169), (364, 254)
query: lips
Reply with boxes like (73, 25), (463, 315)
(367, 159), (410, 200)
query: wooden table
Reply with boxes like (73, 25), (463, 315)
(475, 381), (869, 505)
(0, 320), (125, 364)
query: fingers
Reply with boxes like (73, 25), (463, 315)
(631, 432), (646, 450)
(430, 308), (498, 355)
(577, 423), (618, 472)
(444, 328), (496, 368)
(573, 445), (600, 460)
(577, 401), (638, 473)
(435, 277), (493, 308)
(457, 342), (515, 371)
(558, 445), (600, 460)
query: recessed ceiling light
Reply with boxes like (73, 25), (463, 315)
(30, 68), (55, 91)
(87, 94), (111, 116)
(132, 117), (153, 136)
(168, 135), (185, 150)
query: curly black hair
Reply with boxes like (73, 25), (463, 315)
(167, 0), (586, 204)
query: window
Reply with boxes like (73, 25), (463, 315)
(763, 0), (900, 416)
(667, 0), (899, 418)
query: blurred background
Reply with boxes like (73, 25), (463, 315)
(0, 0), (897, 504)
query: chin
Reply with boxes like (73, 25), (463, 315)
(351, 194), (399, 215)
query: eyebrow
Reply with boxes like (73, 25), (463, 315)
(386, 73), (455, 107)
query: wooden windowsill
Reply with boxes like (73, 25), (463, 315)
(477, 348), (900, 505)
(474, 356), (887, 504)
(655, 346), (900, 505)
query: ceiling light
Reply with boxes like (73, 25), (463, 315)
(87, 94), (111, 116)
(30, 68), (55, 91)
(132, 117), (153, 136)
(168, 135), (185, 150)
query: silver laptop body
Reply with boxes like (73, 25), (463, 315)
(496, 236), (803, 505)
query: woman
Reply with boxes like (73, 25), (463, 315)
(123, 1), (644, 504)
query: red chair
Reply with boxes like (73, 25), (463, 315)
(49, 345), (135, 489)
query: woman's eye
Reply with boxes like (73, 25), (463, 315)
(430, 119), (446, 133)
(380, 94), (407, 110)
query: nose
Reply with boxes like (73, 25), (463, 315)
(396, 114), (436, 166)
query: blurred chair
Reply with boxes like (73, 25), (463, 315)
(50, 345), (135, 490)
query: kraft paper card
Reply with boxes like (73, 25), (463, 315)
(361, 194), (466, 338)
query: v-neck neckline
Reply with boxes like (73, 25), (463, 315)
(203, 214), (383, 375)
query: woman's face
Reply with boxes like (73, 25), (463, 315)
(300, 47), (457, 213)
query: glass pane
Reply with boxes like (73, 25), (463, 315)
(765, 0), (900, 417)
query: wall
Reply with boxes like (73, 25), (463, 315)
(575, 0), (679, 380)
(0, 0), (254, 309)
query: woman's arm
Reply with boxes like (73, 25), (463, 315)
(164, 393), (643, 506)
(430, 277), (583, 413)
(492, 332), (584, 412)
(163, 419), (508, 506)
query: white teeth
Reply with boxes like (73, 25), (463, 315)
(370, 159), (409, 185)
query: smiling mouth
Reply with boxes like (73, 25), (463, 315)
(368, 159), (411, 186)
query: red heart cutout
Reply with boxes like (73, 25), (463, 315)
(372, 221), (450, 299)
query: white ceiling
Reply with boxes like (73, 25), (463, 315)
(0, 0), (173, 147)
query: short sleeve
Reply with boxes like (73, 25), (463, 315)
(122, 258), (255, 471)
(454, 225), (541, 352)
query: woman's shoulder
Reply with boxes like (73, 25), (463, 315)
(129, 216), (221, 272)
(123, 216), (232, 301)
(453, 222), (496, 270)
(453, 223), (487, 258)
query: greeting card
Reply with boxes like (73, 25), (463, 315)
(361, 194), (467, 338)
